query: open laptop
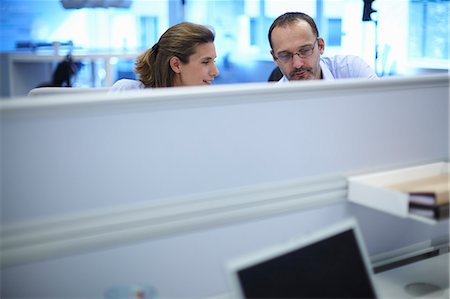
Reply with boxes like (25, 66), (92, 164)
(226, 218), (379, 299)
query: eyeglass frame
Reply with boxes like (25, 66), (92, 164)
(273, 38), (320, 64)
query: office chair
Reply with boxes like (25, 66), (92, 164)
(268, 67), (283, 82)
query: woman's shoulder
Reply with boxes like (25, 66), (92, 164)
(109, 79), (145, 92)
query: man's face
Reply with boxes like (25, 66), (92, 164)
(270, 20), (324, 81)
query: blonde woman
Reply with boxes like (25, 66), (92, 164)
(110, 22), (220, 91)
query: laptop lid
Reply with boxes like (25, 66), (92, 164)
(226, 218), (379, 299)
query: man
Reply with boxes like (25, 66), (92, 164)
(268, 12), (378, 81)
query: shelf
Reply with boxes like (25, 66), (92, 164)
(347, 162), (449, 225)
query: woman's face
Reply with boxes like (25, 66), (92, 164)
(173, 42), (220, 86)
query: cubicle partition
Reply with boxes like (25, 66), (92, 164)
(1, 74), (449, 298)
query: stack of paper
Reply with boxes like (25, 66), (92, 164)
(388, 174), (449, 220)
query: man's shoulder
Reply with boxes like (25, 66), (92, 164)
(320, 54), (366, 65)
(320, 55), (377, 79)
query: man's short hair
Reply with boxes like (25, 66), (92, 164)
(268, 12), (320, 50)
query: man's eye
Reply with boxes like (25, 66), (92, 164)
(279, 54), (291, 60)
(300, 46), (314, 55)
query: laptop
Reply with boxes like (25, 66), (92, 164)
(226, 218), (379, 299)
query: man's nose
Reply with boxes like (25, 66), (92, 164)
(292, 53), (305, 68)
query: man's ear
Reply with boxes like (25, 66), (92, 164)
(318, 38), (325, 55)
(169, 56), (182, 73)
(270, 50), (277, 62)
(270, 50), (282, 68)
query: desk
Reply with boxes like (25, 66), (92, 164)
(3, 50), (140, 96)
(376, 252), (449, 298)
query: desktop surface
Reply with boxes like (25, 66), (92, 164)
(376, 252), (449, 299)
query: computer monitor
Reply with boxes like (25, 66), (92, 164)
(226, 218), (379, 299)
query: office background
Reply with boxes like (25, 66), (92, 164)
(1, 2), (449, 298)
(0, 0), (448, 95)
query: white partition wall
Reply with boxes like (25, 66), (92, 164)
(2, 75), (448, 223)
(1, 74), (449, 298)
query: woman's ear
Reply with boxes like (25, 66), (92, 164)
(169, 56), (182, 73)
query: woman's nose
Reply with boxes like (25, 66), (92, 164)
(212, 63), (220, 77)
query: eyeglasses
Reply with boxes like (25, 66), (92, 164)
(274, 39), (319, 63)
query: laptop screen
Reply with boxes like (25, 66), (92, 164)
(227, 219), (378, 299)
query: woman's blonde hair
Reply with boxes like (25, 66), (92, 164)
(135, 22), (215, 88)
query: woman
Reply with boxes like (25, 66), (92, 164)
(110, 22), (220, 91)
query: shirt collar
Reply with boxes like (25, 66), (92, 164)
(278, 75), (289, 83)
(320, 58), (334, 80)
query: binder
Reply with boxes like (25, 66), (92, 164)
(409, 202), (449, 220)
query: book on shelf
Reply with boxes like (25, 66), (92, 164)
(409, 202), (449, 220)
(408, 192), (447, 206)
(388, 173), (449, 220)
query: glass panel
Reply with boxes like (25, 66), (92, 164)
(408, 0), (449, 69)
(140, 16), (158, 50)
(265, 0), (316, 17)
(425, 1), (449, 60)
(408, 1), (424, 59)
(327, 18), (342, 47)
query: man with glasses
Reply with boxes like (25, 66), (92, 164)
(268, 12), (377, 82)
